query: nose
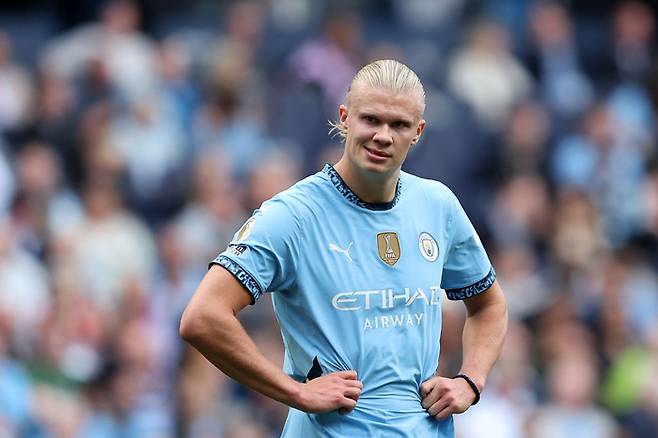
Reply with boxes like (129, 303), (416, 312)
(372, 124), (393, 146)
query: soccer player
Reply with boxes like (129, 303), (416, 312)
(180, 59), (508, 437)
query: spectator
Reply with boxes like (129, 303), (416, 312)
(529, 353), (619, 438)
(0, 217), (51, 351)
(0, 30), (34, 132)
(448, 20), (533, 129)
(527, 1), (594, 123)
(67, 179), (156, 312)
(41, 0), (157, 101)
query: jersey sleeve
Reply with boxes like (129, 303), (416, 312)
(210, 198), (299, 304)
(440, 192), (496, 300)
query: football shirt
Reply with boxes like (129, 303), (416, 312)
(212, 165), (495, 437)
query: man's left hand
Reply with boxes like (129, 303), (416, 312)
(419, 376), (477, 420)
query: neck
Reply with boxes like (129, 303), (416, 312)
(333, 158), (399, 204)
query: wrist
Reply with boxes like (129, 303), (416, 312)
(283, 379), (306, 410)
(452, 373), (481, 406)
(457, 370), (485, 392)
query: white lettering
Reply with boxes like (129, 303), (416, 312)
(331, 287), (441, 311)
(380, 289), (386, 309)
(392, 288), (411, 307)
(430, 287), (441, 305)
(332, 292), (359, 311)
(354, 290), (380, 310)
(408, 288), (430, 306)
(392, 314), (404, 327)
(360, 312), (427, 331)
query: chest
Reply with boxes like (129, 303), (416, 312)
(295, 206), (449, 307)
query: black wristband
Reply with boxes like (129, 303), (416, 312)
(452, 374), (481, 405)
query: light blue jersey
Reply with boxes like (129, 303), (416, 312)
(212, 165), (495, 438)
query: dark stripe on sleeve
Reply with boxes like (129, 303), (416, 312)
(210, 255), (263, 304)
(445, 266), (496, 301)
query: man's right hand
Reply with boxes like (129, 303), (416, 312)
(293, 370), (363, 414)
(182, 268), (363, 417)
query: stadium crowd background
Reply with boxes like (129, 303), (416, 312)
(0, 0), (657, 436)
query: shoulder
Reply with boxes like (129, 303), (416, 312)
(255, 170), (332, 227)
(277, 170), (329, 199)
(400, 171), (458, 205)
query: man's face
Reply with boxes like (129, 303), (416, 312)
(339, 86), (425, 177)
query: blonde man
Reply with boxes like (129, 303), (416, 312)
(180, 59), (508, 437)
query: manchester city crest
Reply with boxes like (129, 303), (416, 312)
(418, 232), (439, 262)
(377, 232), (401, 266)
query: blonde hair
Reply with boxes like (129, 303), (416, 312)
(329, 59), (426, 140)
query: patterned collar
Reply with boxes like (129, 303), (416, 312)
(322, 164), (401, 211)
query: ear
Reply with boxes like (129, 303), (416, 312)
(339, 104), (348, 126)
(411, 119), (426, 144)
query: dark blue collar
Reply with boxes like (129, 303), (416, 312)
(322, 164), (401, 211)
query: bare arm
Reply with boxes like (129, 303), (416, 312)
(179, 265), (362, 413)
(420, 280), (508, 419)
(459, 279), (508, 389)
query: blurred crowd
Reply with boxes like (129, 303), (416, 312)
(0, 0), (658, 437)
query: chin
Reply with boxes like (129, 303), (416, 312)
(358, 160), (394, 176)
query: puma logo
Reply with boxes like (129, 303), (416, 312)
(329, 242), (353, 262)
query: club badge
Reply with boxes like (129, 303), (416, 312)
(418, 232), (439, 262)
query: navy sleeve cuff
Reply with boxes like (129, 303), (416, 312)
(445, 266), (496, 301)
(210, 255), (263, 304)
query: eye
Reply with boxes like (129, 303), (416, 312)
(392, 121), (410, 129)
(363, 115), (377, 124)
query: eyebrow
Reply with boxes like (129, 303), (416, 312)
(358, 111), (414, 125)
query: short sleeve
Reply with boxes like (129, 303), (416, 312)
(440, 193), (496, 300)
(210, 198), (299, 304)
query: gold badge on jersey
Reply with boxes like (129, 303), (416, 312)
(377, 232), (401, 266)
(235, 217), (255, 242)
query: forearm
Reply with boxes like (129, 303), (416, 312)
(181, 267), (362, 415)
(459, 283), (508, 390)
(420, 284), (507, 417)
(181, 307), (302, 408)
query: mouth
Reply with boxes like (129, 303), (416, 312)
(364, 146), (392, 162)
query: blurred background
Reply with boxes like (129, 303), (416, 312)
(0, 0), (657, 436)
